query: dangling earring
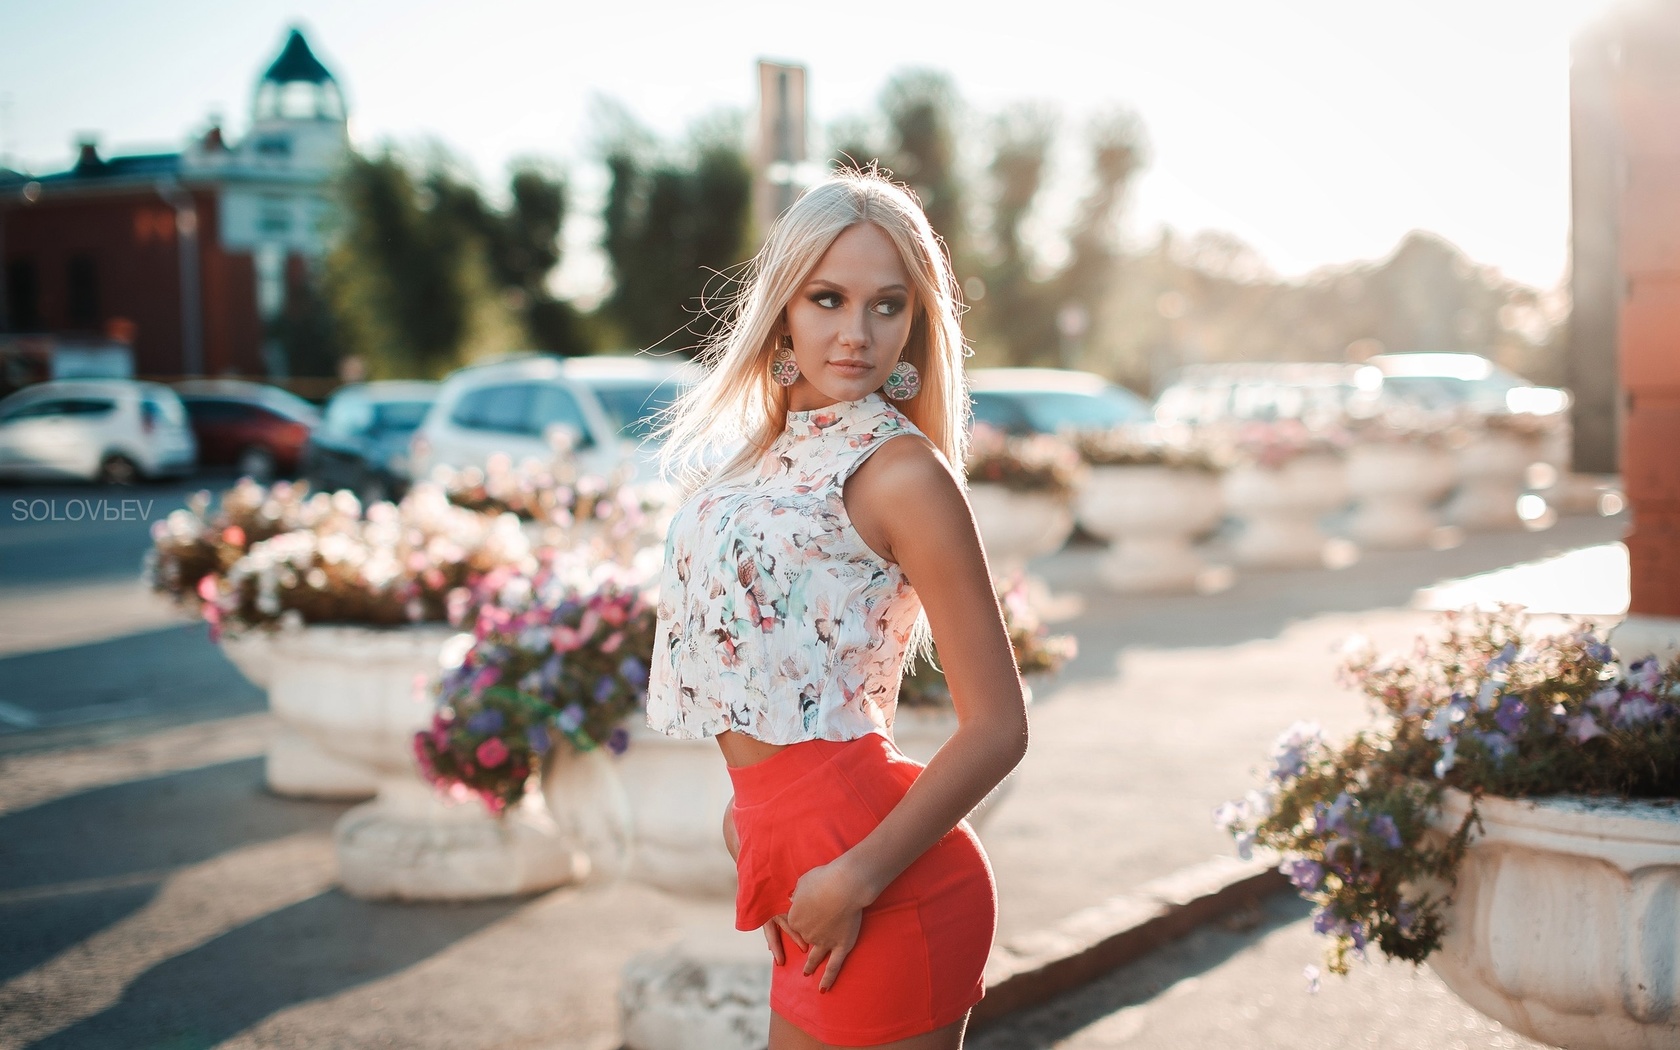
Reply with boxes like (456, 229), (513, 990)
(771, 334), (800, 387)
(884, 359), (921, 401)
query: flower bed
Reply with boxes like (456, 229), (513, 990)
(964, 424), (1084, 501)
(413, 555), (658, 814)
(1219, 606), (1679, 977)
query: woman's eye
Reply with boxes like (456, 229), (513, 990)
(874, 299), (905, 317)
(812, 292), (841, 308)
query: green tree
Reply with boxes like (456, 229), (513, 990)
(598, 108), (753, 354)
(879, 70), (965, 266)
(975, 104), (1060, 366)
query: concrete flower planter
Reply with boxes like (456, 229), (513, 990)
(1448, 433), (1538, 530)
(1428, 789), (1680, 1050)
(543, 723), (738, 899)
(1074, 465), (1224, 592)
(258, 622), (584, 901)
(968, 483), (1075, 573)
(218, 630), (379, 800)
(1345, 443), (1456, 549)
(1222, 453), (1350, 569)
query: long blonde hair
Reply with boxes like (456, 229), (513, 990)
(655, 168), (970, 492)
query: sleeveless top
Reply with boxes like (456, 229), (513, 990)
(644, 392), (926, 744)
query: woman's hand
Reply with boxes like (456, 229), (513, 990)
(785, 858), (872, 990)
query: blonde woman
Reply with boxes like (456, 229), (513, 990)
(647, 168), (1028, 1049)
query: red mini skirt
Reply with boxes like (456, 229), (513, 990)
(727, 729), (997, 1047)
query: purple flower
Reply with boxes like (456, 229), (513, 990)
(1281, 856), (1325, 891)
(555, 703), (585, 733)
(606, 725), (630, 755)
(1268, 721), (1323, 782)
(1494, 697), (1528, 736)
(1487, 642), (1517, 673)
(618, 655), (648, 689)
(1477, 730), (1517, 764)
(593, 675), (617, 705)
(1614, 694), (1664, 728)
(1567, 713), (1606, 744)
(1368, 813), (1402, 850)
(465, 709), (504, 735)
(526, 724), (552, 755)
(1589, 685), (1621, 713)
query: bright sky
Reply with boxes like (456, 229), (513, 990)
(0, 0), (1618, 300)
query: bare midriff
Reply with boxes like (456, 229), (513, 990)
(715, 728), (790, 768)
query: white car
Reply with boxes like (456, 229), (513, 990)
(407, 354), (698, 483)
(0, 379), (197, 483)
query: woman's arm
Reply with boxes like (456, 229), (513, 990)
(784, 434), (1030, 988)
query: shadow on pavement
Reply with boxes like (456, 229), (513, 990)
(0, 883), (161, 985)
(26, 889), (524, 1050)
(0, 623), (264, 745)
(1045, 514), (1626, 686)
(0, 759), (351, 981)
(1, 758), (349, 893)
(970, 893), (1314, 1049)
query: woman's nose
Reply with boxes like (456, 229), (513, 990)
(838, 307), (871, 349)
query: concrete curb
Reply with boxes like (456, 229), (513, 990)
(972, 854), (1288, 1029)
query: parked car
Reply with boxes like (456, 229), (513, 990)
(967, 367), (1153, 436)
(174, 380), (321, 482)
(0, 378), (196, 483)
(1153, 354), (1570, 429)
(1358, 352), (1571, 417)
(407, 354), (696, 483)
(1152, 362), (1364, 428)
(302, 381), (439, 503)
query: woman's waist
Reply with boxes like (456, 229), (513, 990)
(725, 727), (907, 807)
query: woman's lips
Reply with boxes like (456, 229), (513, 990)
(829, 361), (873, 376)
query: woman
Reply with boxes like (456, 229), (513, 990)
(647, 168), (1029, 1049)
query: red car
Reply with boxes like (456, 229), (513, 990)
(175, 380), (320, 481)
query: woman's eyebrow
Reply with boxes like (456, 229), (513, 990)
(803, 279), (910, 295)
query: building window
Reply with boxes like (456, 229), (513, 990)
(5, 259), (40, 332)
(259, 199), (293, 234)
(67, 256), (99, 326)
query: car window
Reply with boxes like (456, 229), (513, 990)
(371, 400), (433, 433)
(142, 395), (185, 426)
(528, 384), (595, 448)
(4, 397), (115, 421)
(186, 398), (269, 423)
(1017, 389), (1151, 433)
(586, 379), (683, 440)
(969, 392), (1033, 435)
(451, 384), (533, 433)
(322, 394), (374, 437)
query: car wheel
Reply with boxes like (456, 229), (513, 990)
(236, 446), (277, 483)
(98, 454), (141, 485)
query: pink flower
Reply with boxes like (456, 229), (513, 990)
(197, 574), (219, 602)
(222, 525), (246, 547)
(476, 737), (509, 768)
(601, 631), (624, 654)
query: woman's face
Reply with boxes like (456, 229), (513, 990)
(782, 222), (917, 411)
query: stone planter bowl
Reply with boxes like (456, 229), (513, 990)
(1428, 789), (1680, 1050)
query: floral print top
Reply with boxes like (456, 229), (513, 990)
(645, 393), (926, 744)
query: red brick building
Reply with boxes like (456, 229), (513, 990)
(0, 28), (348, 384)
